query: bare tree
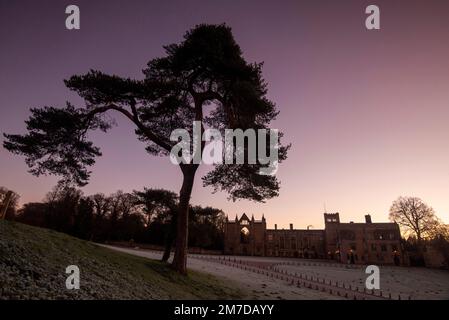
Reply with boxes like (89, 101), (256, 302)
(90, 193), (110, 219)
(389, 196), (440, 242)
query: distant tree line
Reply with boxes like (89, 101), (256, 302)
(1, 184), (226, 253)
(3, 186), (448, 268)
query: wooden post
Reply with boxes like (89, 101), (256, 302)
(0, 191), (13, 220)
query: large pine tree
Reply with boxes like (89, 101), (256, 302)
(4, 24), (289, 274)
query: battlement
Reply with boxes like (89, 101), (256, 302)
(324, 212), (340, 224)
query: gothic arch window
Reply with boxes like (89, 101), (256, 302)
(240, 227), (250, 244)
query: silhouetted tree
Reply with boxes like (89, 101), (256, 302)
(73, 197), (95, 239)
(106, 191), (138, 241)
(3, 24), (288, 274)
(0, 187), (20, 220)
(389, 196), (441, 242)
(16, 202), (48, 227)
(428, 225), (449, 268)
(89, 193), (110, 240)
(134, 188), (178, 261)
(134, 188), (178, 224)
(189, 206), (225, 250)
(44, 183), (83, 233)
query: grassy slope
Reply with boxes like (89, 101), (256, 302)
(0, 220), (245, 300)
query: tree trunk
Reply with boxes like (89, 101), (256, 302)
(0, 191), (13, 220)
(171, 165), (197, 274)
(162, 214), (177, 262)
(162, 235), (174, 262)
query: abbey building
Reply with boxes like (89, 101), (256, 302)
(224, 212), (402, 265)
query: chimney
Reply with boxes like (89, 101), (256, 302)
(365, 214), (372, 223)
(274, 224), (277, 230)
(290, 223), (293, 230)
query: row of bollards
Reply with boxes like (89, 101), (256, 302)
(195, 255), (410, 300)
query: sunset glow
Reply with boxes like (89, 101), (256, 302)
(1, 0), (448, 229)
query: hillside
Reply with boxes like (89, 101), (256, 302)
(0, 220), (245, 300)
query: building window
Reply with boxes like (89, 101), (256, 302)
(340, 230), (355, 240)
(374, 231), (397, 241)
(240, 227), (250, 244)
(280, 237), (285, 249)
(371, 244), (377, 251)
(381, 245), (387, 252)
(268, 234), (273, 241)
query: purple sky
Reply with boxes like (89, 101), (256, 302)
(1, 0), (449, 229)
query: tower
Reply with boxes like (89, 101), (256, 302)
(324, 212), (340, 260)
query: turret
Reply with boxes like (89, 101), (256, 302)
(324, 212), (340, 224)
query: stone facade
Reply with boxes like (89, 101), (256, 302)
(224, 212), (402, 265)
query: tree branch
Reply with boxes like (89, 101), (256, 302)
(85, 103), (173, 152)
